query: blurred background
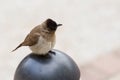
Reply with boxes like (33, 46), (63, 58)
(0, 0), (120, 80)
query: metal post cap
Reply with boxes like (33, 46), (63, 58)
(14, 49), (80, 80)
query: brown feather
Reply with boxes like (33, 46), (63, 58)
(12, 43), (23, 52)
(12, 32), (40, 52)
(23, 33), (40, 46)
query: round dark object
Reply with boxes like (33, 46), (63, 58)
(14, 49), (80, 80)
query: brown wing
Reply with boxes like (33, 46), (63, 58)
(12, 25), (42, 52)
(12, 33), (40, 52)
(22, 33), (40, 46)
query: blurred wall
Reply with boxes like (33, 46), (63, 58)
(0, 0), (120, 80)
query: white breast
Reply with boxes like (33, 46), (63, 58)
(29, 36), (55, 55)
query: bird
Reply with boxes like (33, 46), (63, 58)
(12, 18), (62, 55)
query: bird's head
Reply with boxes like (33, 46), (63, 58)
(45, 18), (62, 31)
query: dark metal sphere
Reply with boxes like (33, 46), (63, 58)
(14, 49), (80, 80)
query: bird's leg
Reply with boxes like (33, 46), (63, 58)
(49, 50), (56, 55)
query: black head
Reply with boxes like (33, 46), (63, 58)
(46, 19), (62, 31)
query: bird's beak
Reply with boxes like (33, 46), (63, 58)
(57, 24), (62, 27)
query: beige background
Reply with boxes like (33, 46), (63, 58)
(0, 0), (120, 80)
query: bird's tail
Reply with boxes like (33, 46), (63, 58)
(12, 43), (23, 52)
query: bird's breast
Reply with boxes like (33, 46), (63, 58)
(29, 36), (55, 55)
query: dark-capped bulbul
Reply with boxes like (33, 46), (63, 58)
(12, 18), (62, 55)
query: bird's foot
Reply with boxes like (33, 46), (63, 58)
(49, 50), (56, 55)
